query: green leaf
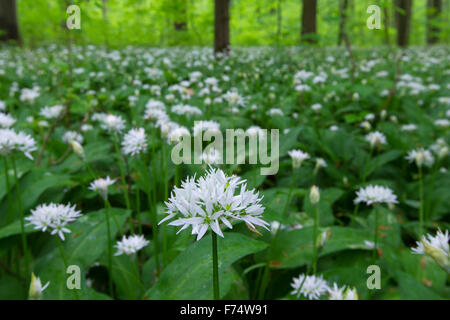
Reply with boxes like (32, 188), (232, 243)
(144, 232), (267, 299)
(34, 208), (130, 299)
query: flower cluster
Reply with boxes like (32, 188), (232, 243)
(288, 149), (310, 168)
(161, 167), (268, 241)
(89, 177), (116, 201)
(354, 185), (398, 206)
(0, 128), (37, 159)
(405, 148), (435, 168)
(411, 229), (449, 273)
(121, 128), (147, 156)
(115, 234), (149, 256)
(26, 203), (82, 240)
(291, 274), (358, 300)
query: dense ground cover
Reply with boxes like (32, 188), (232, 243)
(0, 45), (449, 300)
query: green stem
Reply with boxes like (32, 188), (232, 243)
(56, 238), (79, 300)
(3, 157), (13, 223)
(112, 134), (133, 233)
(142, 154), (160, 274)
(12, 157), (30, 279)
(104, 200), (114, 297)
(283, 168), (297, 217)
(105, 199), (123, 237)
(136, 182), (142, 234)
(373, 206), (379, 261)
(312, 204), (319, 275)
(418, 166), (424, 236)
(212, 232), (220, 300)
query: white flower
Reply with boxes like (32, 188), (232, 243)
(0, 112), (16, 128)
(288, 149), (310, 168)
(315, 158), (327, 168)
(115, 234), (149, 256)
(434, 119), (450, 128)
(354, 185), (398, 206)
(267, 108), (284, 116)
(101, 114), (126, 133)
(411, 229), (449, 273)
(0, 128), (37, 159)
(19, 87), (40, 103)
(0, 100), (5, 111)
(29, 273), (50, 300)
(121, 128), (147, 156)
(168, 126), (190, 144)
(311, 103), (322, 111)
(62, 131), (83, 144)
(365, 131), (387, 148)
(26, 203), (82, 241)
(193, 120), (220, 137)
(89, 176), (115, 201)
(223, 89), (245, 107)
(405, 148), (435, 168)
(327, 283), (345, 300)
(201, 148), (222, 165)
(401, 124), (417, 132)
(161, 167), (268, 241)
(290, 274), (329, 300)
(40, 105), (64, 119)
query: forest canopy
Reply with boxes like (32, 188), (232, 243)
(9, 0), (450, 48)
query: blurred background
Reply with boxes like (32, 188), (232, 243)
(0, 0), (449, 49)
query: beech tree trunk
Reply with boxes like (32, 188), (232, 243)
(0, 0), (20, 43)
(395, 0), (412, 47)
(214, 0), (230, 55)
(301, 0), (318, 44)
(338, 0), (348, 46)
(426, 0), (442, 44)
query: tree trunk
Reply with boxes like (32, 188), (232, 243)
(214, 0), (230, 55)
(383, 1), (391, 47)
(338, 0), (348, 46)
(395, 0), (412, 47)
(174, 0), (188, 31)
(426, 0), (442, 44)
(0, 0), (20, 43)
(301, 0), (318, 44)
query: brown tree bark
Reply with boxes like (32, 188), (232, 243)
(214, 0), (230, 55)
(395, 0), (412, 47)
(301, 0), (318, 44)
(174, 0), (188, 31)
(0, 0), (20, 43)
(426, 0), (442, 44)
(338, 0), (348, 46)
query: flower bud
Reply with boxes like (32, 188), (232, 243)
(28, 273), (49, 300)
(422, 238), (450, 273)
(310, 185), (320, 205)
(71, 140), (85, 160)
(343, 287), (359, 300)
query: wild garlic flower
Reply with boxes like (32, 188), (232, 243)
(288, 149), (310, 168)
(89, 176), (115, 201)
(115, 234), (149, 256)
(354, 185), (398, 206)
(193, 120), (220, 137)
(62, 131), (83, 145)
(327, 283), (359, 300)
(365, 131), (387, 148)
(121, 128), (147, 156)
(0, 112), (16, 128)
(411, 229), (449, 273)
(29, 273), (50, 300)
(26, 203), (82, 241)
(39, 105), (64, 119)
(161, 167), (268, 241)
(168, 126), (190, 144)
(0, 128), (37, 160)
(201, 148), (222, 165)
(290, 274), (329, 300)
(405, 148), (434, 168)
(100, 114), (126, 134)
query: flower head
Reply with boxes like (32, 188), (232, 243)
(100, 114), (126, 134)
(354, 185), (398, 206)
(115, 234), (149, 256)
(412, 229), (449, 273)
(29, 273), (50, 300)
(406, 148), (434, 168)
(161, 167), (268, 241)
(0, 128), (37, 160)
(121, 128), (147, 156)
(26, 203), (82, 241)
(365, 131), (387, 148)
(288, 149), (310, 168)
(89, 176), (115, 201)
(290, 274), (329, 300)
(0, 112), (16, 128)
